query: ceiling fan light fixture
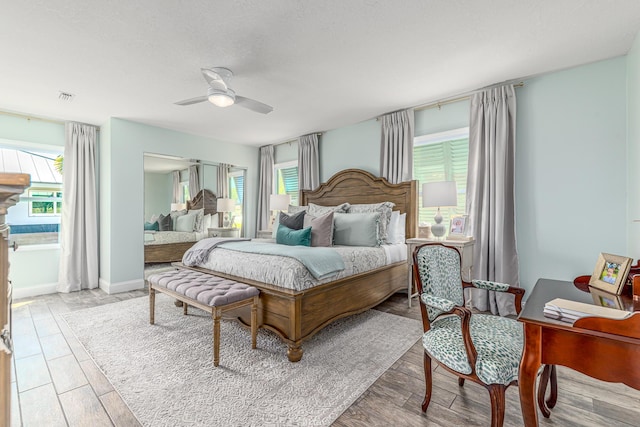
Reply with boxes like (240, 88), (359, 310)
(207, 88), (235, 107)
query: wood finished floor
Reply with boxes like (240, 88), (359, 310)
(10, 289), (640, 426)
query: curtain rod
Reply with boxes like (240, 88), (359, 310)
(272, 132), (323, 148)
(377, 81), (524, 119)
(0, 110), (100, 130)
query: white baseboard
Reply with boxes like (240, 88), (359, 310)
(99, 278), (145, 294)
(13, 282), (58, 299)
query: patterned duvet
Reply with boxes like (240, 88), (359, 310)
(196, 244), (406, 291)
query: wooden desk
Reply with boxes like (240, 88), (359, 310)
(518, 278), (640, 426)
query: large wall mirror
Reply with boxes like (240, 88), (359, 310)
(143, 152), (246, 264)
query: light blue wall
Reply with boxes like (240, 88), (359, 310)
(516, 57), (627, 291)
(627, 33), (640, 259)
(414, 100), (470, 137)
(320, 119), (380, 181)
(274, 141), (297, 164)
(144, 172), (172, 221)
(102, 119), (259, 287)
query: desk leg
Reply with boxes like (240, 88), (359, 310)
(519, 323), (541, 427)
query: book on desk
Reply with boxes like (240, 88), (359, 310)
(543, 298), (632, 323)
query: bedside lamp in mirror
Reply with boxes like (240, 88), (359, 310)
(217, 198), (235, 228)
(422, 181), (457, 239)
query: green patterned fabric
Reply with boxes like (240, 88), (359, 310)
(421, 294), (456, 313)
(472, 279), (510, 292)
(422, 314), (523, 385)
(415, 244), (523, 385)
(415, 245), (463, 321)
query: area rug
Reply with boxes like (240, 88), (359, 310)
(62, 293), (421, 427)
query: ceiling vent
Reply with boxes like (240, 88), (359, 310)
(58, 91), (75, 102)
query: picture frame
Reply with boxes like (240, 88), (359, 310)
(448, 215), (469, 239)
(588, 252), (633, 295)
(588, 286), (626, 310)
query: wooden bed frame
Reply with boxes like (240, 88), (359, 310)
(144, 189), (218, 263)
(180, 169), (418, 362)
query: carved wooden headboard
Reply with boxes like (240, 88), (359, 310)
(187, 189), (217, 216)
(300, 169), (418, 239)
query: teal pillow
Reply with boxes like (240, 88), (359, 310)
(333, 212), (380, 247)
(276, 224), (312, 247)
(144, 221), (159, 231)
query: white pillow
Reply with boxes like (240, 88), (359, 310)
(170, 209), (187, 230)
(176, 213), (197, 232)
(202, 214), (212, 232)
(387, 211), (400, 244)
(188, 208), (205, 232)
(150, 214), (160, 224)
(395, 213), (406, 244)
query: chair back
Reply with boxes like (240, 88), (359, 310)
(414, 243), (463, 322)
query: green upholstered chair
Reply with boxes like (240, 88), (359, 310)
(413, 242), (555, 427)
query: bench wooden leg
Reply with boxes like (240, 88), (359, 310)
(149, 285), (155, 325)
(213, 307), (221, 367)
(183, 301), (188, 315)
(251, 296), (258, 349)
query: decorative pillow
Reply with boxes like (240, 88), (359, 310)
(144, 221), (159, 231)
(386, 211), (406, 244)
(348, 202), (395, 244)
(169, 209), (187, 230)
(303, 211), (334, 247)
(158, 214), (172, 231)
(279, 210), (305, 230)
(276, 224), (311, 247)
(176, 213), (197, 232)
(188, 209), (205, 232)
(308, 202), (350, 215)
(149, 214), (160, 224)
(333, 212), (380, 247)
(288, 205), (308, 215)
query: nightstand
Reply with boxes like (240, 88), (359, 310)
(208, 227), (240, 238)
(406, 237), (475, 308)
(256, 229), (273, 239)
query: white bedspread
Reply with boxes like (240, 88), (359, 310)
(197, 243), (407, 291)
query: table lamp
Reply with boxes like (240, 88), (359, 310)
(422, 181), (457, 239)
(269, 194), (291, 229)
(216, 198), (235, 228)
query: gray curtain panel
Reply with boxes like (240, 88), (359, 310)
(298, 134), (320, 191)
(188, 164), (200, 198)
(380, 108), (414, 184)
(257, 145), (274, 231)
(466, 84), (519, 316)
(217, 163), (230, 198)
(172, 171), (181, 203)
(57, 122), (99, 292)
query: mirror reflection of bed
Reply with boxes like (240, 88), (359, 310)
(143, 153), (246, 266)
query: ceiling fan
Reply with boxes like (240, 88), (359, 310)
(175, 67), (273, 114)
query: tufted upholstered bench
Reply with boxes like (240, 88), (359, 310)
(147, 268), (260, 367)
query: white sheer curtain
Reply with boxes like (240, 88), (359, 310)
(257, 145), (274, 231)
(188, 165), (200, 198)
(217, 163), (230, 198)
(298, 134), (320, 191)
(380, 108), (414, 184)
(57, 122), (98, 293)
(466, 84), (519, 316)
(172, 171), (181, 203)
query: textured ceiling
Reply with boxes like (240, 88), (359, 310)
(2, 1), (640, 146)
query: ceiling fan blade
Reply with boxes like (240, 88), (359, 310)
(235, 96), (273, 114)
(174, 96), (208, 106)
(201, 68), (228, 91)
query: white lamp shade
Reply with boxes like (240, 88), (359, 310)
(216, 198), (235, 212)
(270, 194), (291, 211)
(422, 181), (457, 208)
(170, 203), (186, 211)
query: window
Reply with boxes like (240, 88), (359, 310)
(228, 170), (244, 229)
(29, 189), (63, 216)
(180, 181), (190, 203)
(274, 160), (299, 206)
(414, 127), (469, 227)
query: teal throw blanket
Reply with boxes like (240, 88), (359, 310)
(219, 241), (345, 280)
